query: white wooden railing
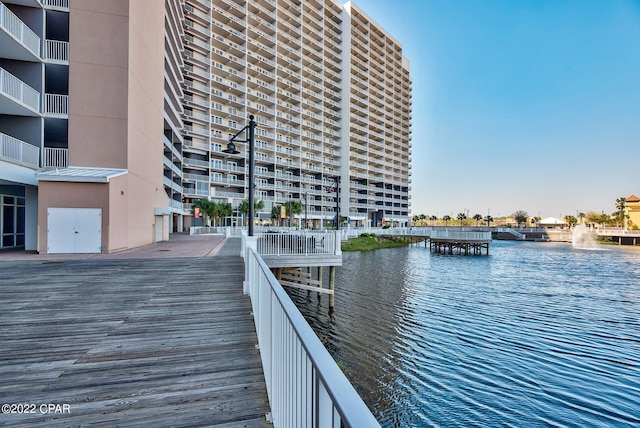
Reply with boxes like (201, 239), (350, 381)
(340, 227), (492, 241)
(0, 3), (40, 56)
(45, 39), (69, 63)
(430, 230), (492, 240)
(42, 147), (68, 168)
(494, 227), (526, 239)
(244, 245), (380, 427)
(0, 67), (40, 112)
(0, 132), (39, 168)
(190, 226), (225, 235)
(257, 231), (341, 256)
(597, 228), (640, 237)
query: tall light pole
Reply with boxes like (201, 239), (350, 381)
(223, 115), (256, 236)
(333, 176), (340, 230)
(304, 187), (308, 230)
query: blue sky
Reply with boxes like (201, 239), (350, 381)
(352, 0), (640, 219)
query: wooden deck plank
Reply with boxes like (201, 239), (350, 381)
(0, 239), (271, 427)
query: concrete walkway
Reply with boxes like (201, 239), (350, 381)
(0, 237), (271, 427)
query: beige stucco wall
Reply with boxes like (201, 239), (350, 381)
(125, 0), (169, 249)
(107, 174), (129, 252)
(43, 1), (170, 253)
(37, 181), (110, 253)
(68, 1), (130, 169)
(627, 202), (640, 229)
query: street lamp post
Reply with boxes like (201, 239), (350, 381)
(333, 176), (340, 230)
(304, 188), (308, 230)
(223, 115), (256, 236)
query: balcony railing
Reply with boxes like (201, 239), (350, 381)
(43, 0), (70, 11)
(0, 3), (41, 56)
(243, 245), (380, 427)
(0, 132), (39, 169)
(0, 67), (40, 112)
(42, 147), (68, 168)
(44, 40), (69, 63)
(44, 94), (68, 116)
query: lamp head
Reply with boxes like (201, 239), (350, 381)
(222, 141), (240, 154)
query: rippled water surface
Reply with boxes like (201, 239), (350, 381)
(288, 241), (640, 427)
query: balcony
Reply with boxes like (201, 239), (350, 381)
(0, 3), (41, 60)
(0, 132), (39, 169)
(0, 67), (40, 115)
(43, 0), (69, 11)
(44, 93), (68, 117)
(44, 39), (69, 64)
(42, 147), (68, 168)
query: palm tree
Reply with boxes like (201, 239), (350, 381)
(484, 215), (493, 227)
(284, 200), (302, 227)
(456, 212), (467, 226)
(412, 215), (420, 226)
(192, 198), (213, 226)
(615, 196), (627, 228)
(203, 201), (219, 227)
(271, 205), (281, 227)
(419, 214), (427, 226)
(209, 202), (232, 227)
(513, 210), (528, 228)
(564, 215), (578, 228)
(442, 215), (451, 227)
(577, 212), (586, 225)
(430, 215), (437, 226)
(473, 214), (483, 226)
(598, 212), (613, 227)
(238, 199), (265, 227)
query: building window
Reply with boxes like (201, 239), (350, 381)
(1, 194), (25, 249)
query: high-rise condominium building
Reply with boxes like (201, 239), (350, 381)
(0, 0), (411, 254)
(181, 0), (412, 229)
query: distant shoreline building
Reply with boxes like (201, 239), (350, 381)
(625, 195), (640, 229)
(0, 0), (412, 254)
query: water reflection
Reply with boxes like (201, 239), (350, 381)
(288, 241), (640, 427)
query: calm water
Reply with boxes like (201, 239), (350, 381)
(288, 241), (640, 427)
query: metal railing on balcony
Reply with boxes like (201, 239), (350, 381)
(44, 40), (69, 63)
(244, 245), (380, 427)
(42, 147), (68, 168)
(0, 132), (39, 169)
(0, 67), (40, 112)
(43, 0), (70, 11)
(0, 3), (41, 56)
(44, 94), (68, 116)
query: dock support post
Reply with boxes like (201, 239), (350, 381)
(329, 266), (335, 309)
(317, 266), (323, 301)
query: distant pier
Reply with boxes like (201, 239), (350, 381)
(430, 237), (490, 255)
(597, 228), (640, 246)
(358, 228), (492, 256)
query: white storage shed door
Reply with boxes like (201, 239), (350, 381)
(48, 208), (102, 254)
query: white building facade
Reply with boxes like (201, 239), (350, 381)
(181, 0), (412, 229)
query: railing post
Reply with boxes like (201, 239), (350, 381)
(334, 230), (342, 255)
(244, 236), (258, 294)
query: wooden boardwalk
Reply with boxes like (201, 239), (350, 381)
(0, 239), (271, 427)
